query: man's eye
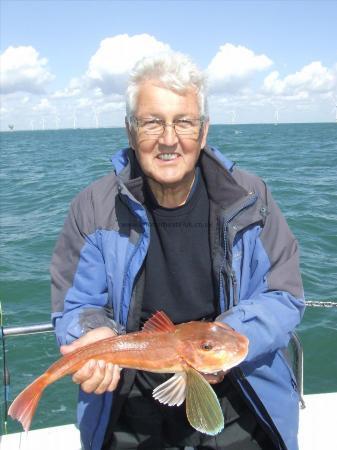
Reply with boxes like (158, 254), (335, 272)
(145, 119), (160, 125)
(143, 119), (162, 128)
(175, 119), (194, 128)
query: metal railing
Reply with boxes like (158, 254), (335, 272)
(0, 312), (55, 434)
(2, 323), (54, 337)
(288, 333), (305, 408)
(1, 298), (336, 433)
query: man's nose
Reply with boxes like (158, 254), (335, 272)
(158, 123), (179, 145)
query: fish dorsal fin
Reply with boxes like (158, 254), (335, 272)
(185, 366), (224, 436)
(142, 311), (175, 333)
(152, 372), (187, 406)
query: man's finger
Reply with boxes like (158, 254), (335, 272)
(72, 359), (97, 384)
(79, 360), (107, 393)
(94, 363), (120, 394)
(106, 364), (122, 392)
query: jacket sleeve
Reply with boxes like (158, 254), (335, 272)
(50, 189), (120, 346)
(218, 183), (305, 364)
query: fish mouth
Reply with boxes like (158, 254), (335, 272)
(200, 353), (248, 375)
(221, 354), (247, 372)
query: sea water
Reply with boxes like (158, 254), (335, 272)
(1, 123), (336, 433)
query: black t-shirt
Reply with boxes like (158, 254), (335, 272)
(141, 168), (217, 327)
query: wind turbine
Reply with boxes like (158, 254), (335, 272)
(30, 119), (34, 131)
(274, 109), (279, 125)
(92, 107), (99, 129)
(55, 115), (60, 130)
(73, 109), (78, 129)
(230, 110), (237, 124)
(41, 117), (45, 131)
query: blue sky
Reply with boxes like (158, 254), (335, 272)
(1, 0), (336, 130)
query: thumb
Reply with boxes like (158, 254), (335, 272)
(60, 326), (117, 355)
(60, 337), (85, 355)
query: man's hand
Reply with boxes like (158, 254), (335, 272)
(60, 327), (121, 394)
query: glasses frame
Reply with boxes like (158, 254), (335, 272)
(130, 116), (204, 136)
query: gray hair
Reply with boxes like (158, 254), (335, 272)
(126, 51), (208, 121)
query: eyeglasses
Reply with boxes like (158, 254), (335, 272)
(131, 117), (204, 136)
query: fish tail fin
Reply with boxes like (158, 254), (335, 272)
(8, 373), (49, 432)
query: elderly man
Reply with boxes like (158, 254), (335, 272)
(51, 52), (305, 450)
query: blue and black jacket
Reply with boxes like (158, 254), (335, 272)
(51, 146), (305, 450)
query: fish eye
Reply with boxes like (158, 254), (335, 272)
(201, 342), (213, 351)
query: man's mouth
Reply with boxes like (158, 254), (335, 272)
(157, 153), (179, 161)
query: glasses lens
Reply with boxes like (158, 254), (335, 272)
(140, 119), (163, 135)
(175, 119), (200, 135)
(135, 118), (202, 135)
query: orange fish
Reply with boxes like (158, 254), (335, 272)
(8, 311), (249, 435)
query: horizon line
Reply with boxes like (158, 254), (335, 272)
(1, 121), (336, 133)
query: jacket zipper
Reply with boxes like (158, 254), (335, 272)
(231, 270), (238, 306)
(119, 233), (144, 324)
(218, 193), (257, 312)
(118, 194), (149, 325)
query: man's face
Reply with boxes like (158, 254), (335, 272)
(127, 81), (209, 189)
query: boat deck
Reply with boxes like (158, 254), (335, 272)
(1, 392), (336, 449)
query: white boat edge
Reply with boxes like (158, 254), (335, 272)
(1, 392), (336, 450)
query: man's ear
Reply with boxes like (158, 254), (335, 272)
(125, 117), (135, 149)
(200, 119), (210, 149)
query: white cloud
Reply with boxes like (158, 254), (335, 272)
(51, 76), (89, 99)
(0, 46), (54, 94)
(99, 101), (125, 112)
(41, 33), (170, 127)
(1, 37), (336, 130)
(86, 33), (171, 94)
(33, 98), (54, 112)
(263, 61), (337, 97)
(76, 97), (92, 109)
(206, 43), (273, 93)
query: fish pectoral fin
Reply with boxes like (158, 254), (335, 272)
(185, 366), (224, 436)
(152, 372), (187, 406)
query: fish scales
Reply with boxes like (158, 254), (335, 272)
(47, 329), (182, 381)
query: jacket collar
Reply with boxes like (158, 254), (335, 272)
(201, 146), (248, 209)
(112, 146), (249, 210)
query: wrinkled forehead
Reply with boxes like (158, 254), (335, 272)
(134, 80), (200, 117)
